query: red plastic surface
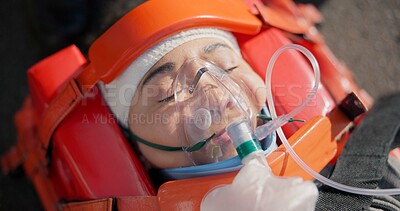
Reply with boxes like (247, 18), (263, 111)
(236, 28), (335, 137)
(49, 87), (155, 201)
(27, 45), (86, 115)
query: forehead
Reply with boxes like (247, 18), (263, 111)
(140, 38), (235, 86)
(153, 38), (234, 69)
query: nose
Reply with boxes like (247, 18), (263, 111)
(178, 59), (219, 94)
(189, 67), (208, 94)
(176, 58), (233, 107)
(190, 70), (233, 113)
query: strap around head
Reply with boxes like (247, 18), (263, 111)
(123, 127), (216, 152)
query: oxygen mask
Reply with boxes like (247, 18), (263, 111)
(174, 59), (258, 165)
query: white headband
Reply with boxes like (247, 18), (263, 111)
(99, 28), (240, 128)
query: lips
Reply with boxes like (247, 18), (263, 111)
(212, 129), (231, 145)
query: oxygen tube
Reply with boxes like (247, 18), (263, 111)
(243, 44), (400, 196)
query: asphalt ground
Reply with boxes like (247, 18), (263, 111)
(0, 0), (399, 210)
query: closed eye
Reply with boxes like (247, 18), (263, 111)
(157, 65), (238, 103)
(225, 66), (238, 72)
(158, 88), (186, 104)
(158, 94), (175, 103)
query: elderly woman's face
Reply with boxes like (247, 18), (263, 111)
(129, 38), (266, 168)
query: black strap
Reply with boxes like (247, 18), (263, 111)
(316, 93), (400, 210)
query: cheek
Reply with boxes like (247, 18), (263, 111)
(128, 103), (192, 168)
(234, 70), (267, 110)
(129, 105), (181, 147)
(137, 141), (192, 169)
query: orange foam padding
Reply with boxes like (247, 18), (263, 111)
(60, 196), (161, 211)
(85, 0), (261, 86)
(49, 87), (155, 201)
(117, 196), (160, 211)
(157, 116), (336, 210)
(326, 107), (353, 164)
(256, 2), (310, 34)
(27, 45), (86, 115)
(242, 0), (263, 15)
(60, 198), (113, 211)
(237, 28), (335, 137)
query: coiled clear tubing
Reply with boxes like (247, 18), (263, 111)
(266, 44), (400, 196)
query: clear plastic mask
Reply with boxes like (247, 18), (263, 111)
(173, 58), (258, 165)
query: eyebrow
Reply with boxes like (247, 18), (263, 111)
(203, 42), (231, 54)
(142, 62), (175, 86)
(141, 43), (231, 86)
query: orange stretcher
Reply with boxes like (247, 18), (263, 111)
(1, 0), (372, 210)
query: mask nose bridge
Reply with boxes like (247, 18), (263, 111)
(180, 59), (205, 79)
(189, 67), (208, 94)
(177, 59), (230, 110)
(179, 59), (215, 93)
